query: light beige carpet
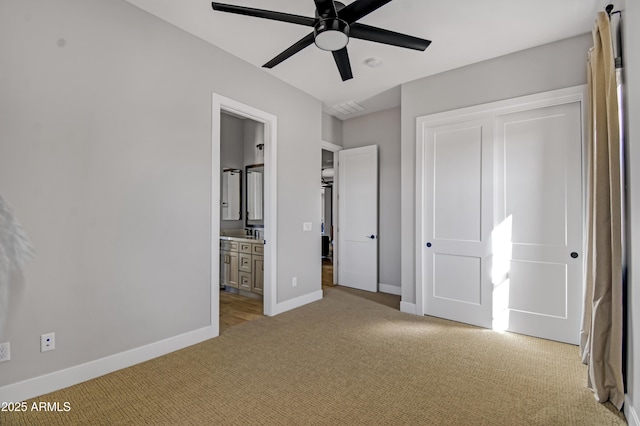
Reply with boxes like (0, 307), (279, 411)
(2, 286), (627, 425)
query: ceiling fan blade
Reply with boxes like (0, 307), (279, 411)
(350, 23), (431, 51)
(314, 0), (337, 17)
(332, 48), (353, 81)
(263, 33), (315, 69)
(211, 2), (315, 27)
(337, 0), (392, 24)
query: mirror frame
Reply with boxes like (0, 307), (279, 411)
(245, 163), (264, 228)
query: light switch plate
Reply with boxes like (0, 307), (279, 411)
(303, 222), (312, 231)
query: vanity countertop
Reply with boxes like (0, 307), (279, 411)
(220, 235), (265, 244)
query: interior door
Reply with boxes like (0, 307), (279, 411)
(422, 119), (494, 328)
(338, 145), (378, 292)
(494, 102), (583, 344)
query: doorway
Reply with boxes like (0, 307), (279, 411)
(219, 111), (266, 333)
(321, 141), (342, 288)
(212, 94), (277, 337)
(321, 148), (334, 290)
(320, 142), (380, 293)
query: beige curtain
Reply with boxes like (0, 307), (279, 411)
(580, 11), (624, 410)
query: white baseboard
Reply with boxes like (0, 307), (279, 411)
(627, 395), (640, 426)
(400, 301), (417, 315)
(272, 290), (323, 316)
(0, 326), (214, 404)
(379, 283), (401, 296)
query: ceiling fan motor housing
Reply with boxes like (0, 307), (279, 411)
(314, 18), (350, 51)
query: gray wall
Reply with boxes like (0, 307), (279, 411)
(243, 120), (265, 167)
(624, 0), (640, 421)
(221, 114), (245, 172)
(400, 34), (592, 303)
(0, 0), (321, 388)
(342, 108), (401, 290)
(322, 112), (343, 145)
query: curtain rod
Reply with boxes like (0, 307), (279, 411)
(605, 4), (623, 69)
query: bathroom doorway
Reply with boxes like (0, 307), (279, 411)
(219, 111), (266, 333)
(212, 94), (277, 337)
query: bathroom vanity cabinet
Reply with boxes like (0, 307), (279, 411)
(220, 237), (264, 296)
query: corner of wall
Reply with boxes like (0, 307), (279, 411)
(272, 290), (323, 316)
(379, 283), (401, 296)
(400, 301), (417, 315)
(321, 112), (343, 146)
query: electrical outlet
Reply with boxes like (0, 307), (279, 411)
(41, 333), (55, 352)
(0, 342), (10, 362)
(292, 276), (297, 287)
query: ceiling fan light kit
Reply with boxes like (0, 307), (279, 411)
(211, 0), (431, 81)
(314, 18), (350, 51)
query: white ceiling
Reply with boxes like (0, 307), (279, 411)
(125, 0), (607, 119)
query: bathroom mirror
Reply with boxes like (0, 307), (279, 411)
(246, 164), (264, 227)
(221, 168), (242, 220)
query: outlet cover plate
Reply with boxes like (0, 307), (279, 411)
(41, 333), (55, 352)
(0, 342), (9, 362)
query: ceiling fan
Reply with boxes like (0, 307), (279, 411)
(211, 0), (431, 81)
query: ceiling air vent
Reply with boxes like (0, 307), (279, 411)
(332, 100), (365, 116)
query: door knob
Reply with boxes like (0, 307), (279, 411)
(426, 242), (432, 247)
(570, 252), (579, 258)
(367, 235), (376, 239)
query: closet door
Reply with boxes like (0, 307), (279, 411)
(418, 87), (585, 344)
(494, 102), (583, 344)
(421, 119), (494, 328)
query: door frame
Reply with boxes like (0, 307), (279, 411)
(415, 85), (587, 317)
(212, 94), (278, 337)
(321, 140), (342, 285)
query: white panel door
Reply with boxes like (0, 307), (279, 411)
(422, 120), (493, 328)
(494, 102), (583, 344)
(338, 145), (378, 292)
